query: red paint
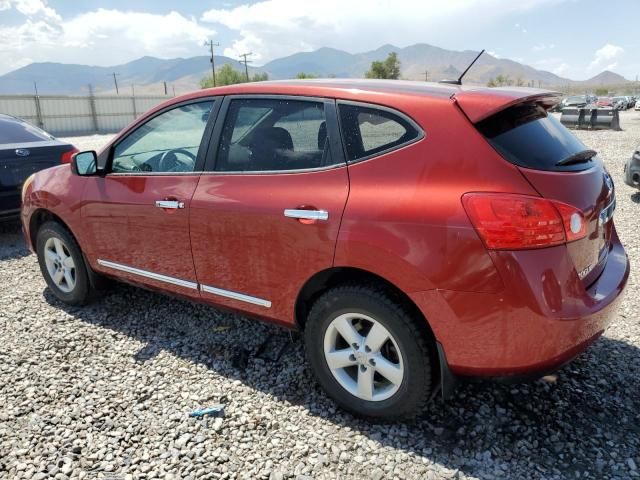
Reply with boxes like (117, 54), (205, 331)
(22, 80), (630, 379)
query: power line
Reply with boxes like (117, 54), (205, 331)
(206, 40), (220, 87)
(239, 52), (253, 82)
(109, 72), (120, 94)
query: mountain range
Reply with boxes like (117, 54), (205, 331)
(0, 43), (630, 95)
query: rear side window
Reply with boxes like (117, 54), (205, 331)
(338, 103), (422, 162)
(476, 103), (592, 172)
(216, 98), (333, 172)
(0, 116), (53, 143)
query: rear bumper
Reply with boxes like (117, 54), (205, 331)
(411, 228), (629, 377)
(0, 189), (20, 221)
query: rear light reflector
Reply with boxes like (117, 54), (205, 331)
(462, 193), (587, 250)
(60, 147), (79, 164)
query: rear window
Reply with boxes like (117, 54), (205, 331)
(0, 116), (53, 144)
(338, 103), (422, 162)
(476, 103), (593, 172)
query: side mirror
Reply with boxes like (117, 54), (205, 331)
(71, 151), (98, 176)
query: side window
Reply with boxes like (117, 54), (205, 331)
(338, 103), (421, 162)
(111, 101), (213, 173)
(216, 98), (332, 172)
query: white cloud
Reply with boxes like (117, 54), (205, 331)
(588, 44), (624, 72)
(534, 57), (570, 76)
(0, 5), (216, 74)
(2, 0), (60, 20)
(202, 0), (564, 63)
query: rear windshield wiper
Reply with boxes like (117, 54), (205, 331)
(555, 149), (597, 167)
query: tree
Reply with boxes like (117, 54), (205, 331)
(296, 72), (317, 79)
(252, 72), (269, 82)
(200, 64), (268, 88)
(486, 74), (513, 87)
(365, 52), (401, 79)
(595, 87), (608, 96)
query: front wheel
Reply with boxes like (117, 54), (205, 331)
(36, 221), (94, 305)
(304, 285), (434, 419)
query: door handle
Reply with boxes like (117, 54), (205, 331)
(284, 209), (329, 221)
(155, 200), (185, 209)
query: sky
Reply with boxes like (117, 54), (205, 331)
(0, 0), (638, 80)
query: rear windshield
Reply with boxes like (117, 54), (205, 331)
(476, 103), (593, 172)
(0, 116), (54, 144)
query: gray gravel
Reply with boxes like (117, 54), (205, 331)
(1, 111), (640, 480)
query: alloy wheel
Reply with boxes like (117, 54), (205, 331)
(323, 313), (404, 402)
(43, 237), (76, 293)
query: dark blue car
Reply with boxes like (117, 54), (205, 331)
(0, 114), (77, 220)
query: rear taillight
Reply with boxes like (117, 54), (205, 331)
(462, 193), (587, 250)
(60, 147), (79, 164)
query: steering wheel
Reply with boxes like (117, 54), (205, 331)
(158, 148), (196, 172)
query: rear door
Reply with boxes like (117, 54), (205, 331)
(472, 100), (615, 286)
(82, 99), (218, 298)
(189, 95), (348, 323)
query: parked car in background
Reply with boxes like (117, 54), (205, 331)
(625, 96), (636, 109)
(635, 100), (640, 111)
(596, 97), (615, 108)
(0, 114), (77, 220)
(558, 95), (588, 110)
(625, 147), (640, 189)
(612, 96), (628, 110)
(21, 80), (629, 419)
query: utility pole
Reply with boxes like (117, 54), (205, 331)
(239, 52), (253, 82)
(163, 81), (168, 95)
(131, 84), (135, 96)
(425, 70), (429, 82)
(33, 81), (39, 96)
(172, 85), (176, 97)
(206, 40), (220, 87)
(109, 72), (120, 94)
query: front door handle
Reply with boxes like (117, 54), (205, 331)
(155, 200), (185, 209)
(284, 209), (329, 221)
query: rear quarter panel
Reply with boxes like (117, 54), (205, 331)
(335, 95), (539, 295)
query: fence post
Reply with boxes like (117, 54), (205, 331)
(131, 95), (138, 120)
(88, 84), (99, 133)
(34, 95), (44, 129)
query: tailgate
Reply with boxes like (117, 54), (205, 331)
(463, 91), (615, 287)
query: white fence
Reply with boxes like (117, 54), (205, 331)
(0, 94), (172, 136)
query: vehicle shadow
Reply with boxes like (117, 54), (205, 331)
(42, 284), (640, 478)
(0, 219), (31, 260)
(631, 192), (640, 204)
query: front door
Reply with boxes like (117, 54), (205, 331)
(190, 96), (349, 323)
(82, 99), (217, 297)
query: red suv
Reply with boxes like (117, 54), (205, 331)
(21, 80), (629, 419)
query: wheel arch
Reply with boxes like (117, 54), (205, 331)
(295, 266), (436, 341)
(29, 209), (72, 249)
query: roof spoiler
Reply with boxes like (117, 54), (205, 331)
(453, 88), (562, 123)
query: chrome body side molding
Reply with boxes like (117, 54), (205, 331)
(96, 259), (272, 308)
(200, 284), (272, 308)
(97, 259), (198, 290)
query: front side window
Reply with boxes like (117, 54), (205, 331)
(216, 98), (332, 172)
(338, 103), (422, 162)
(111, 101), (213, 173)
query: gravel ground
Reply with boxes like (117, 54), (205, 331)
(1, 111), (639, 480)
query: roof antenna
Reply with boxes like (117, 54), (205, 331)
(439, 49), (485, 85)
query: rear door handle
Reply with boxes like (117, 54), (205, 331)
(155, 200), (185, 209)
(284, 209), (329, 221)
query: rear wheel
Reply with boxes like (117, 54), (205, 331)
(304, 285), (434, 419)
(36, 221), (94, 305)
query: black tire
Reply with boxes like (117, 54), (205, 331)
(304, 285), (434, 420)
(36, 221), (95, 305)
